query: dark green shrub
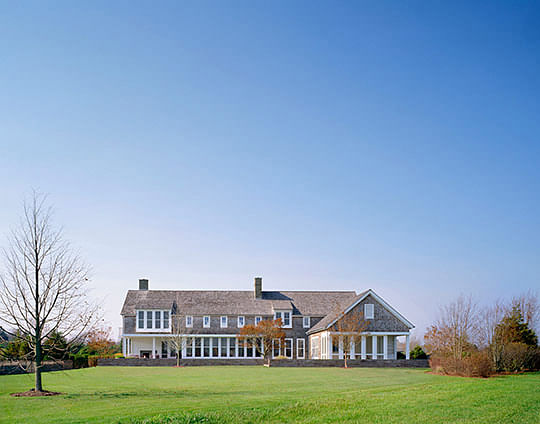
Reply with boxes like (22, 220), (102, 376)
(410, 345), (428, 359)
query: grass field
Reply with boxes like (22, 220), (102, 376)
(0, 366), (538, 423)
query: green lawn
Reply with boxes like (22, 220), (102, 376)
(0, 366), (538, 423)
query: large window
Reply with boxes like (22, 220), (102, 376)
(203, 338), (210, 357)
(297, 338), (305, 359)
(136, 310), (170, 331)
(229, 337), (236, 357)
(364, 304), (374, 319)
(274, 311), (292, 328)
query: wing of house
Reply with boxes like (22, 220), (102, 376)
(120, 277), (414, 360)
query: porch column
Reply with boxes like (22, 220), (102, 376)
(394, 337), (398, 359)
(383, 335), (388, 360)
(350, 337), (355, 359)
(152, 337), (156, 359)
(122, 337), (126, 356)
(372, 335), (377, 360)
(327, 334), (332, 360)
(167, 340), (171, 358)
(235, 338), (238, 357)
(338, 336), (343, 359)
(405, 334), (410, 360)
(209, 338), (213, 358)
(361, 335), (366, 360)
(181, 337), (187, 358)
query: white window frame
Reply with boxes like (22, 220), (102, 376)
(203, 315), (211, 328)
(237, 316), (245, 328)
(364, 304), (374, 319)
(186, 315), (193, 327)
(303, 316), (310, 328)
(297, 338), (305, 359)
(220, 316), (228, 328)
(255, 316), (262, 325)
(284, 338), (293, 358)
(136, 310), (171, 332)
(274, 310), (292, 328)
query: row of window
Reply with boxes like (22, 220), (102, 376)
(157, 337), (305, 359)
(137, 310), (312, 330)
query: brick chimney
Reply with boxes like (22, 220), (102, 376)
(139, 278), (149, 290)
(254, 277), (262, 299)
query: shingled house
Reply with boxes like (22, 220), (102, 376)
(120, 277), (414, 361)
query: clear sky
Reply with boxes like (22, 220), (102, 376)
(1, 1), (539, 339)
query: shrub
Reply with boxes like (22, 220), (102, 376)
(410, 345), (428, 359)
(429, 351), (493, 377)
(114, 353), (125, 359)
(396, 351), (405, 359)
(70, 353), (89, 369)
(500, 343), (540, 372)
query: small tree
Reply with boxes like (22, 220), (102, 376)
(0, 192), (99, 393)
(330, 305), (369, 368)
(169, 311), (194, 367)
(86, 327), (116, 357)
(238, 318), (285, 366)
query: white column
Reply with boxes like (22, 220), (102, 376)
(122, 337), (126, 356)
(338, 336), (343, 359)
(350, 337), (355, 359)
(361, 335), (366, 360)
(218, 338), (222, 358)
(167, 340), (171, 358)
(181, 337), (186, 358)
(152, 337), (156, 359)
(383, 335), (388, 360)
(394, 337), (398, 359)
(209, 338), (213, 358)
(372, 335), (377, 360)
(235, 338), (238, 358)
(405, 334), (410, 360)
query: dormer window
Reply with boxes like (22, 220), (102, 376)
(255, 316), (262, 325)
(274, 311), (292, 328)
(186, 315), (193, 327)
(136, 310), (170, 331)
(221, 316), (228, 328)
(303, 316), (310, 328)
(203, 316), (211, 328)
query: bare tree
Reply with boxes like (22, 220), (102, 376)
(0, 192), (98, 394)
(330, 304), (369, 368)
(424, 294), (479, 359)
(169, 304), (194, 367)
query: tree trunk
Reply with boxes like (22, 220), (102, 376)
(344, 352), (348, 368)
(176, 353), (180, 367)
(35, 335), (43, 391)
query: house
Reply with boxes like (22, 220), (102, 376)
(120, 277), (414, 360)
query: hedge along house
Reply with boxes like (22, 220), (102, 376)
(120, 278), (414, 360)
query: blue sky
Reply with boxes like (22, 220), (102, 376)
(1, 1), (539, 338)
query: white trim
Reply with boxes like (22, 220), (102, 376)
(136, 309), (171, 332)
(273, 310), (292, 328)
(186, 315), (193, 327)
(296, 338), (305, 359)
(303, 316), (310, 328)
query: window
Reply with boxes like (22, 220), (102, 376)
(364, 304), (374, 319)
(221, 338), (227, 357)
(311, 336), (320, 359)
(161, 341), (168, 358)
(186, 315), (193, 327)
(274, 311), (292, 328)
(303, 316), (310, 328)
(163, 311), (169, 329)
(255, 316), (262, 325)
(155, 311), (161, 329)
(297, 338), (305, 359)
(136, 310), (170, 331)
(212, 337), (219, 357)
(273, 339), (281, 358)
(146, 311), (153, 329)
(221, 316), (228, 328)
(229, 337), (236, 357)
(237, 316), (245, 328)
(285, 338), (292, 358)
(203, 316), (211, 328)
(203, 338), (210, 357)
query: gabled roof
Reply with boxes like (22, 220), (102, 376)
(307, 289), (414, 334)
(121, 289), (357, 317)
